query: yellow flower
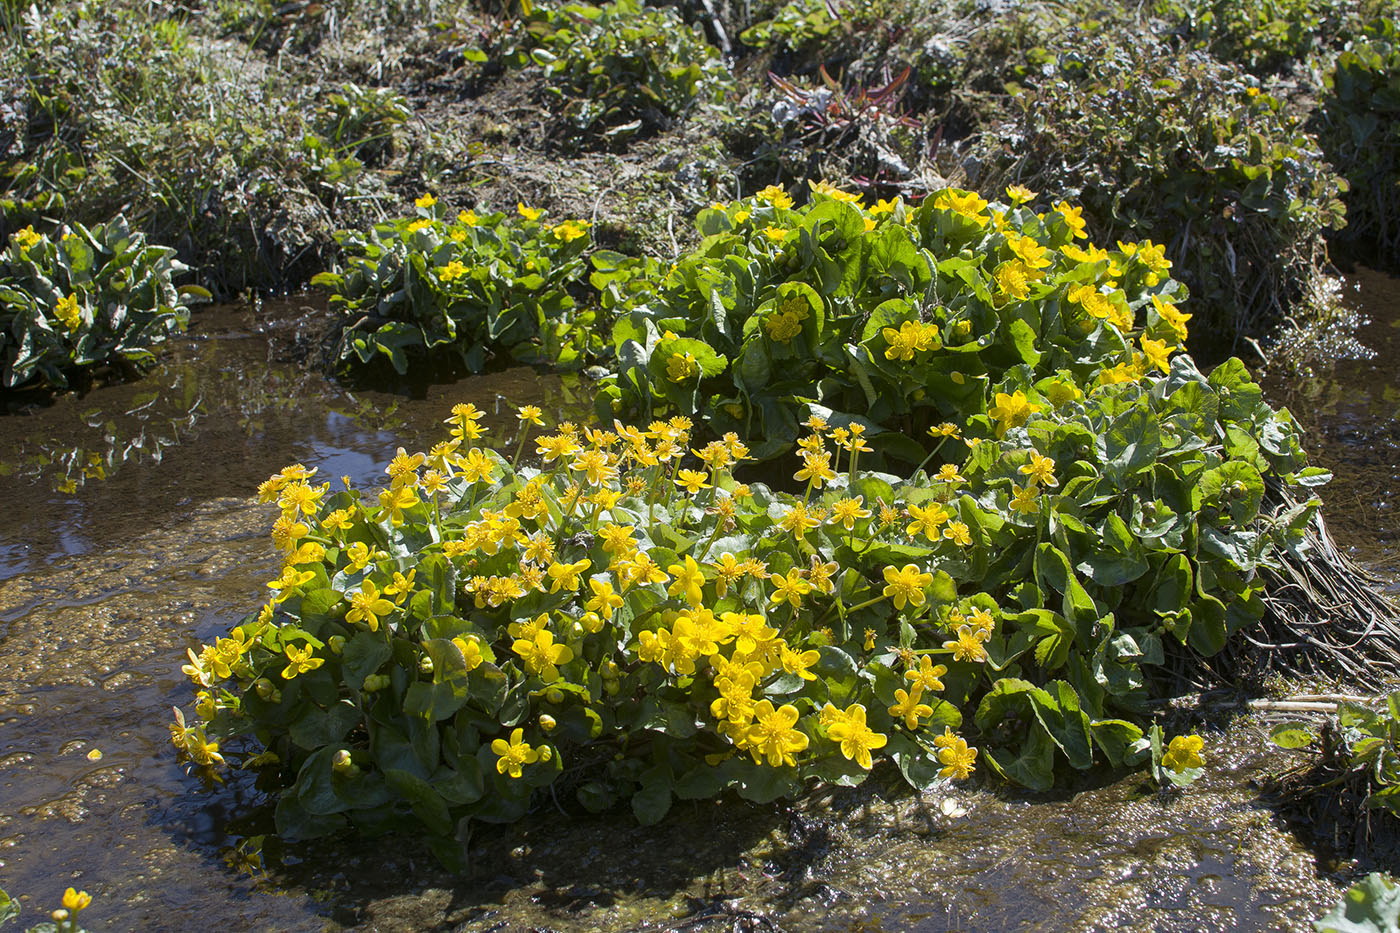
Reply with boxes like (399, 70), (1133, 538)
(378, 484), (420, 526)
(764, 309), (803, 343)
(988, 390), (1044, 436)
(517, 404), (544, 426)
(825, 702), (887, 769)
(944, 625), (988, 662)
(346, 580), (395, 631)
(756, 184), (793, 209)
(492, 727), (540, 778)
(1054, 200), (1087, 239)
(743, 700), (809, 767)
(458, 209), (479, 226)
(1162, 734), (1205, 773)
(13, 225), (42, 250)
(769, 566), (814, 609)
(547, 558), (592, 593)
(415, 193), (437, 209)
(62, 888), (92, 913)
(906, 502), (950, 542)
(406, 219), (433, 234)
(54, 293), (82, 331)
(1009, 482), (1040, 516)
(994, 261), (1032, 300)
(906, 655), (947, 693)
(1019, 452), (1058, 488)
(829, 495), (872, 531)
(585, 577), (624, 619)
(438, 260), (469, 282)
(1004, 184), (1036, 205)
(281, 643), (324, 680)
(667, 555), (706, 606)
(513, 629), (574, 682)
(943, 521), (972, 547)
(517, 202), (543, 221)
(1140, 336), (1174, 374)
(936, 732), (978, 779)
(666, 351), (699, 383)
(890, 687), (935, 730)
(808, 179), (863, 205)
(794, 450), (836, 488)
(762, 225), (788, 243)
(552, 219), (589, 242)
(882, 564), (932, 610)
(934, 189), (988, 224)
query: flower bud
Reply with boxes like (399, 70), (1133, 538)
(539, 714), (557, 731)
(604, 679), (620, 696)
(418, 655), (434, 674)
(546, 687), (564, 705)
(254, 678), (275, 700)
(328, 635), (346, 654)
(332, 749), (358, 775)
(538, 745), (552, 762)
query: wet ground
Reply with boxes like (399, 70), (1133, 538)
(0, 273), (1397, 931)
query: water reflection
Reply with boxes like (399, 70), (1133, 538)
(1264, 266), (1400, 589)
(0, 301), (590, 583)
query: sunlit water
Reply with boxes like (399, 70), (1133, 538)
(1, 280), (1397, 930)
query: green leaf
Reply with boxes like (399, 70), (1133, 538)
(1270, 722), (1316, 749)
(632, 764), (674, 825)
(385, 767), (453, 834)
(1313, 873), (1400, 933)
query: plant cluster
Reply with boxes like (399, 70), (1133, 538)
(313, 198), (600, 375)
(0, 0), (394, 293)
(1314, 18), (1400, 267)
(1272, 693), (1400, 819)
(501, 0), (733, 145)
(174, 256), (1326, 848)
(1, 217), (195, 389)
(966, 32), (1347, 339)
(599, 183), (1192, 463)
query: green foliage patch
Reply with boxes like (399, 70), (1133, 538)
(502, 0), (733, 146)
(314, 200), (600, 375)
(967, 31), (1347, 339)
(1, 217), (194, 389)
(1315, 18), (1400, 267)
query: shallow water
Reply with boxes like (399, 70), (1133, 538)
(0, 279), (1397, 930)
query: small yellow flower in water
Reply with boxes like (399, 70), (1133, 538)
(666, 351), (699, 383)
(86, 748), (103, 761)
(1162, 734), (1205, 773)
(517, 203), (543, 221)
(63, 888), (92, 913)
(491, 727), (540, 778)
